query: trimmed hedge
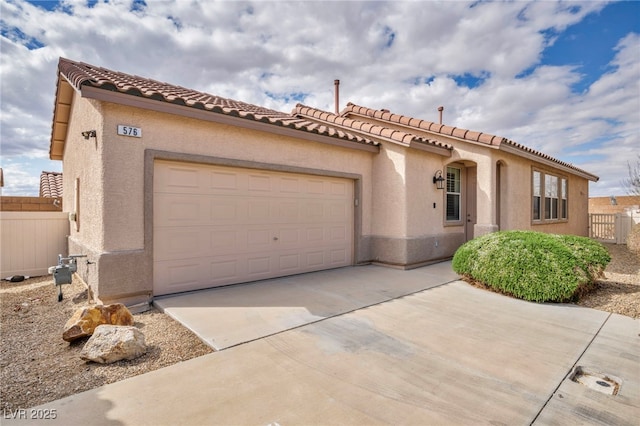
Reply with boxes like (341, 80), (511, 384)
(452, 231), (611, 303)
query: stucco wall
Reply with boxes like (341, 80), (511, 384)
(589, 196), (640, 214)
(0, 196), (62, 212)
(100, 103), (375, 252)
(66, 98), (376, 303)
(63, 93), (596, 304)
(354, 114), (594, 238)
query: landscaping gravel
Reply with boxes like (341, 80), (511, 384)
(1, 242), (637, 412)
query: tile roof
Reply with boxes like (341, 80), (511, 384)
(342, 103), (598, 180)
(55, 58), (376, 148)
(39, 171), (63, 198)
(294, 104), (452, 154)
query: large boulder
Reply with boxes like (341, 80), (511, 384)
(80, 325), (146, 364)
(63, 304), (134, 342)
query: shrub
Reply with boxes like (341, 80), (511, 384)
(452, 231), (611, 303)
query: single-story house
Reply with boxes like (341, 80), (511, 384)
(49, 57), (599, 306)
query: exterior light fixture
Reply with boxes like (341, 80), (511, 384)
(81, 130), (96, 140)
(433, 170), (445, 190)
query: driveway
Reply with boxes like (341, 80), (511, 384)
(6, 263), (639, 425)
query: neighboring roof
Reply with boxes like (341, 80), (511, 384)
(39, 171), (63, 198)
(294, 105), (452, 157)
(342, 103), (599, 181)
(49, 58), (378, 160)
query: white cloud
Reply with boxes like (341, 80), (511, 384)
(0, 0), (636, 198)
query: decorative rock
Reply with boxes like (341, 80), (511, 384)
(80, 325), (146, 364)
(63, 304), (134, 342)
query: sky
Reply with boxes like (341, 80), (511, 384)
(0, 0), (638, 197)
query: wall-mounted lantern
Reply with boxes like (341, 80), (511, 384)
(81, 130), (96, 140)
(433, 170), (445, 190)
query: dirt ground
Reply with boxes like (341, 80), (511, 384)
(1, 277), (213, 413)
(1, 242), (638, 412)
(576, 243), (640, 318)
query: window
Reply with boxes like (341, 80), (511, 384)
(561, 178), (567, 219)
(532, 171), (541, 220)
(446, 166), (461, 222)
(544, 174), (558, 220)
(532, 170), (567, 223)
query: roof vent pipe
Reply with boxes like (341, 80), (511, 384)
(438, 106), (444, 124)
(334, 79), (340, 114)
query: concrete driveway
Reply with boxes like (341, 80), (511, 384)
(7, 263), (639, 425)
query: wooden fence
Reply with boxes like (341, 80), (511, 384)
(0, 211), (69, 277)
(589, 212), (637, 244)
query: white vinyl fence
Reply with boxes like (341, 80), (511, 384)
(589, 210), (639, 244)
(0, 211), (69, 277)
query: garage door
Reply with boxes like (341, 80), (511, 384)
(153, 160), (354, 296)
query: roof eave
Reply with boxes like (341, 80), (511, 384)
(49, 75), (76, 160)
(80, 86), (379, 153)
(408, 140), (452, 157)
(499, 144), (599, 182)
(297, 106), (450, 156)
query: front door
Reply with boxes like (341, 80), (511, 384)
(465, 166), (477, 241)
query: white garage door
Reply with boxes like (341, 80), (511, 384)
(153, 160), (354, 296)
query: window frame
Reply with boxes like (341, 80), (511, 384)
(532, 168), (568, 224)
(445, 166), (463, 225)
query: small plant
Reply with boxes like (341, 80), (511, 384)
(452, 231), (611, 303)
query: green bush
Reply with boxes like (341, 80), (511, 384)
(452, 231), (611, 303)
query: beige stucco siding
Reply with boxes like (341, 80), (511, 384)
(64, 99), (375, 303)
(487, 151), (589, 235)
(370, 143), (408, 237)
(99, 102), (374, 252)
(405, 149), (447, 236)
(62, 96), (105, 252)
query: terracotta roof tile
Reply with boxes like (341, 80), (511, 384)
(39, 171), (63, 198)
(341, 103), (597, 179)
(56, 58), (376, 148)
(294, 104), (452, 152)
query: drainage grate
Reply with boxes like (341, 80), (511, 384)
(570, 366), (621, 395)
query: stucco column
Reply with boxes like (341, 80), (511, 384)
(474, 157), (499, 237)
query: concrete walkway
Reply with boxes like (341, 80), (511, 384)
(5, 263), (639, 425)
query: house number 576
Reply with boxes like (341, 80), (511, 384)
(117, 125), (142, 138)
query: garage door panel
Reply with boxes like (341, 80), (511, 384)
(279, 253), (301, 271)
(306, 227), (324, 242)
(247, 256), (272, 275)
(306, 251), (325, 267)
(279, 177), (300, 193)
(210, 230), (238, 250)
(247, 228), (272, 247)
(248, 174), (272, 192)
(154, 160), (353, 296)
(330, 248), (349, 264)
(210, 259), (239, 281)
(156, 261), (204, 293)
(330, 181), (348, 195)
(161, 166), (200, 189)
(306, 179), (325, 194)
(154, 229), (208, 261)
(209, 170), (239, 190)
(247, 199), (271, 222)
(155, 193), (209, 225)
(211, 199), (239, 222)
